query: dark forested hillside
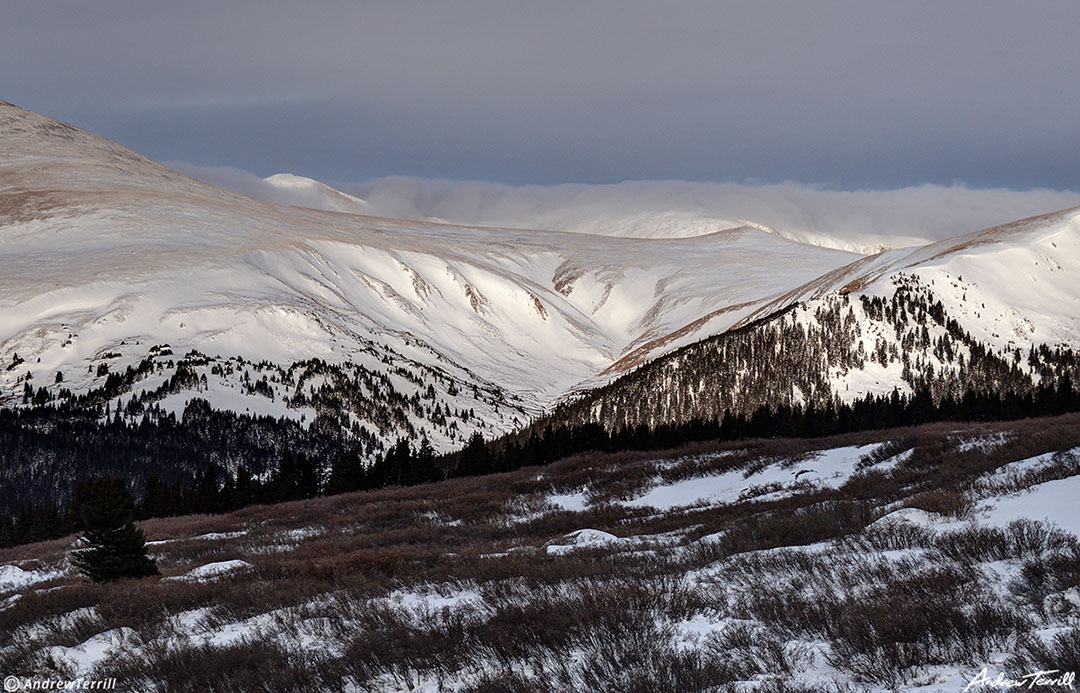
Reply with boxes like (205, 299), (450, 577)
(0, 399), (351, 511)
(0, 347), (526, 514)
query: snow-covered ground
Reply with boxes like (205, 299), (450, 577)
(0, 563), (66, 591)
(163, 559), (252, 582)
(5, 427), (1080, 691)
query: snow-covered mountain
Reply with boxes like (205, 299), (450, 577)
(164, 164), (378, 217)
(0, 102), (861, 447)
(2, 101), (1078, 455)
(261, 173), (371, 215)
(548, 205), (1080, 430)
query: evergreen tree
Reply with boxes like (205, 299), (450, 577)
(0, 511), (15, 549)
(138, 476), (172, 520)
(71, 476), (158, 583)
(415, 435), (438, 482)
(190, 466), (220, 513)
(296, 452), (321, 499)
(326, 449), (364, 495)
(455, 431), (493, 477)
(234, 465), (257, 508)
(27, 501), (61, 543)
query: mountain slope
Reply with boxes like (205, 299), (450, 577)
(3, 100), (1079, 470)
(545, 206), (1080, 430)
(0, 102), (863, 451)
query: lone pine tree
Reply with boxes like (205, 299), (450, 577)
(71, 476), (158, 583)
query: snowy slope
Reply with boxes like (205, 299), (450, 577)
(709, 205), (1080, 347)
(2, 102), (1078, 449)
(883, 208), (1080, 352)
(0, 102), (860, 439)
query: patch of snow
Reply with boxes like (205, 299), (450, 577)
(165, 559), (252, 582)
(626, 444), (881, 510)
(383, 585), (486, 617)
(973, 448), (1080, 497)
(192, 530), (248, 541)
(45, 627), (137, 677)
(546, 528), (624, 555)
(972, 475), (1080, 537)
(871, 447), (913, 472)
(547, 490), (589, 512)
(957, 431), (1015, 453)
(280, 526), (323, 541)
(203, 612), (278, 647)
(0, 563), (66, 591)
(171, 607), (213, 633)
(868, 507), (942, 529)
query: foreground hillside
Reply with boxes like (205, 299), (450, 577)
(4, 414), (1080, 691)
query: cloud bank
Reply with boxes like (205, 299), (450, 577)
(173, 162), (1079, 254)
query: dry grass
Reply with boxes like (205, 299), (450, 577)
(2, 413), (1080, 690)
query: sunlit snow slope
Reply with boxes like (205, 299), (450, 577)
(0, 103), (860, 436)
(3, 102), (1077, 449)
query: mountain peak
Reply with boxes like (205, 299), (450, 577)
(262, 173), (370, 215)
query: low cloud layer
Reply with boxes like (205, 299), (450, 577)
(173, 162), (1079, 253)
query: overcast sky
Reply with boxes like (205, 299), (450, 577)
(3, 2), (1080, 189)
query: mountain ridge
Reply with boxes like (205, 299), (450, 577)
(0, 102), (864, 420)
(2, 101), (1079, 468)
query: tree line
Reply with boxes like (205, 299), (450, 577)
(3, 375), (1076, 549)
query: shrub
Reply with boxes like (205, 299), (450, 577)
(342, 604), (480, 687)
(1009, 627), (1080, 677)
(936, 520), (1078, 563)
(848, 521), (932, 552)
(704, 622), (796, 678)
(905, 488), (971, 518)
(857, 439), (912, 470)
(720, 501), (874, 555)
(1010, 548), (1080, 612)
(100, 640), (340, 693)
(828, 568), (1026, 686)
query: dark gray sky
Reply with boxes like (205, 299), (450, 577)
(4, 1), (1080, 187)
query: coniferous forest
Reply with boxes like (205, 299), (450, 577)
(2, 371), (1076, 549)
